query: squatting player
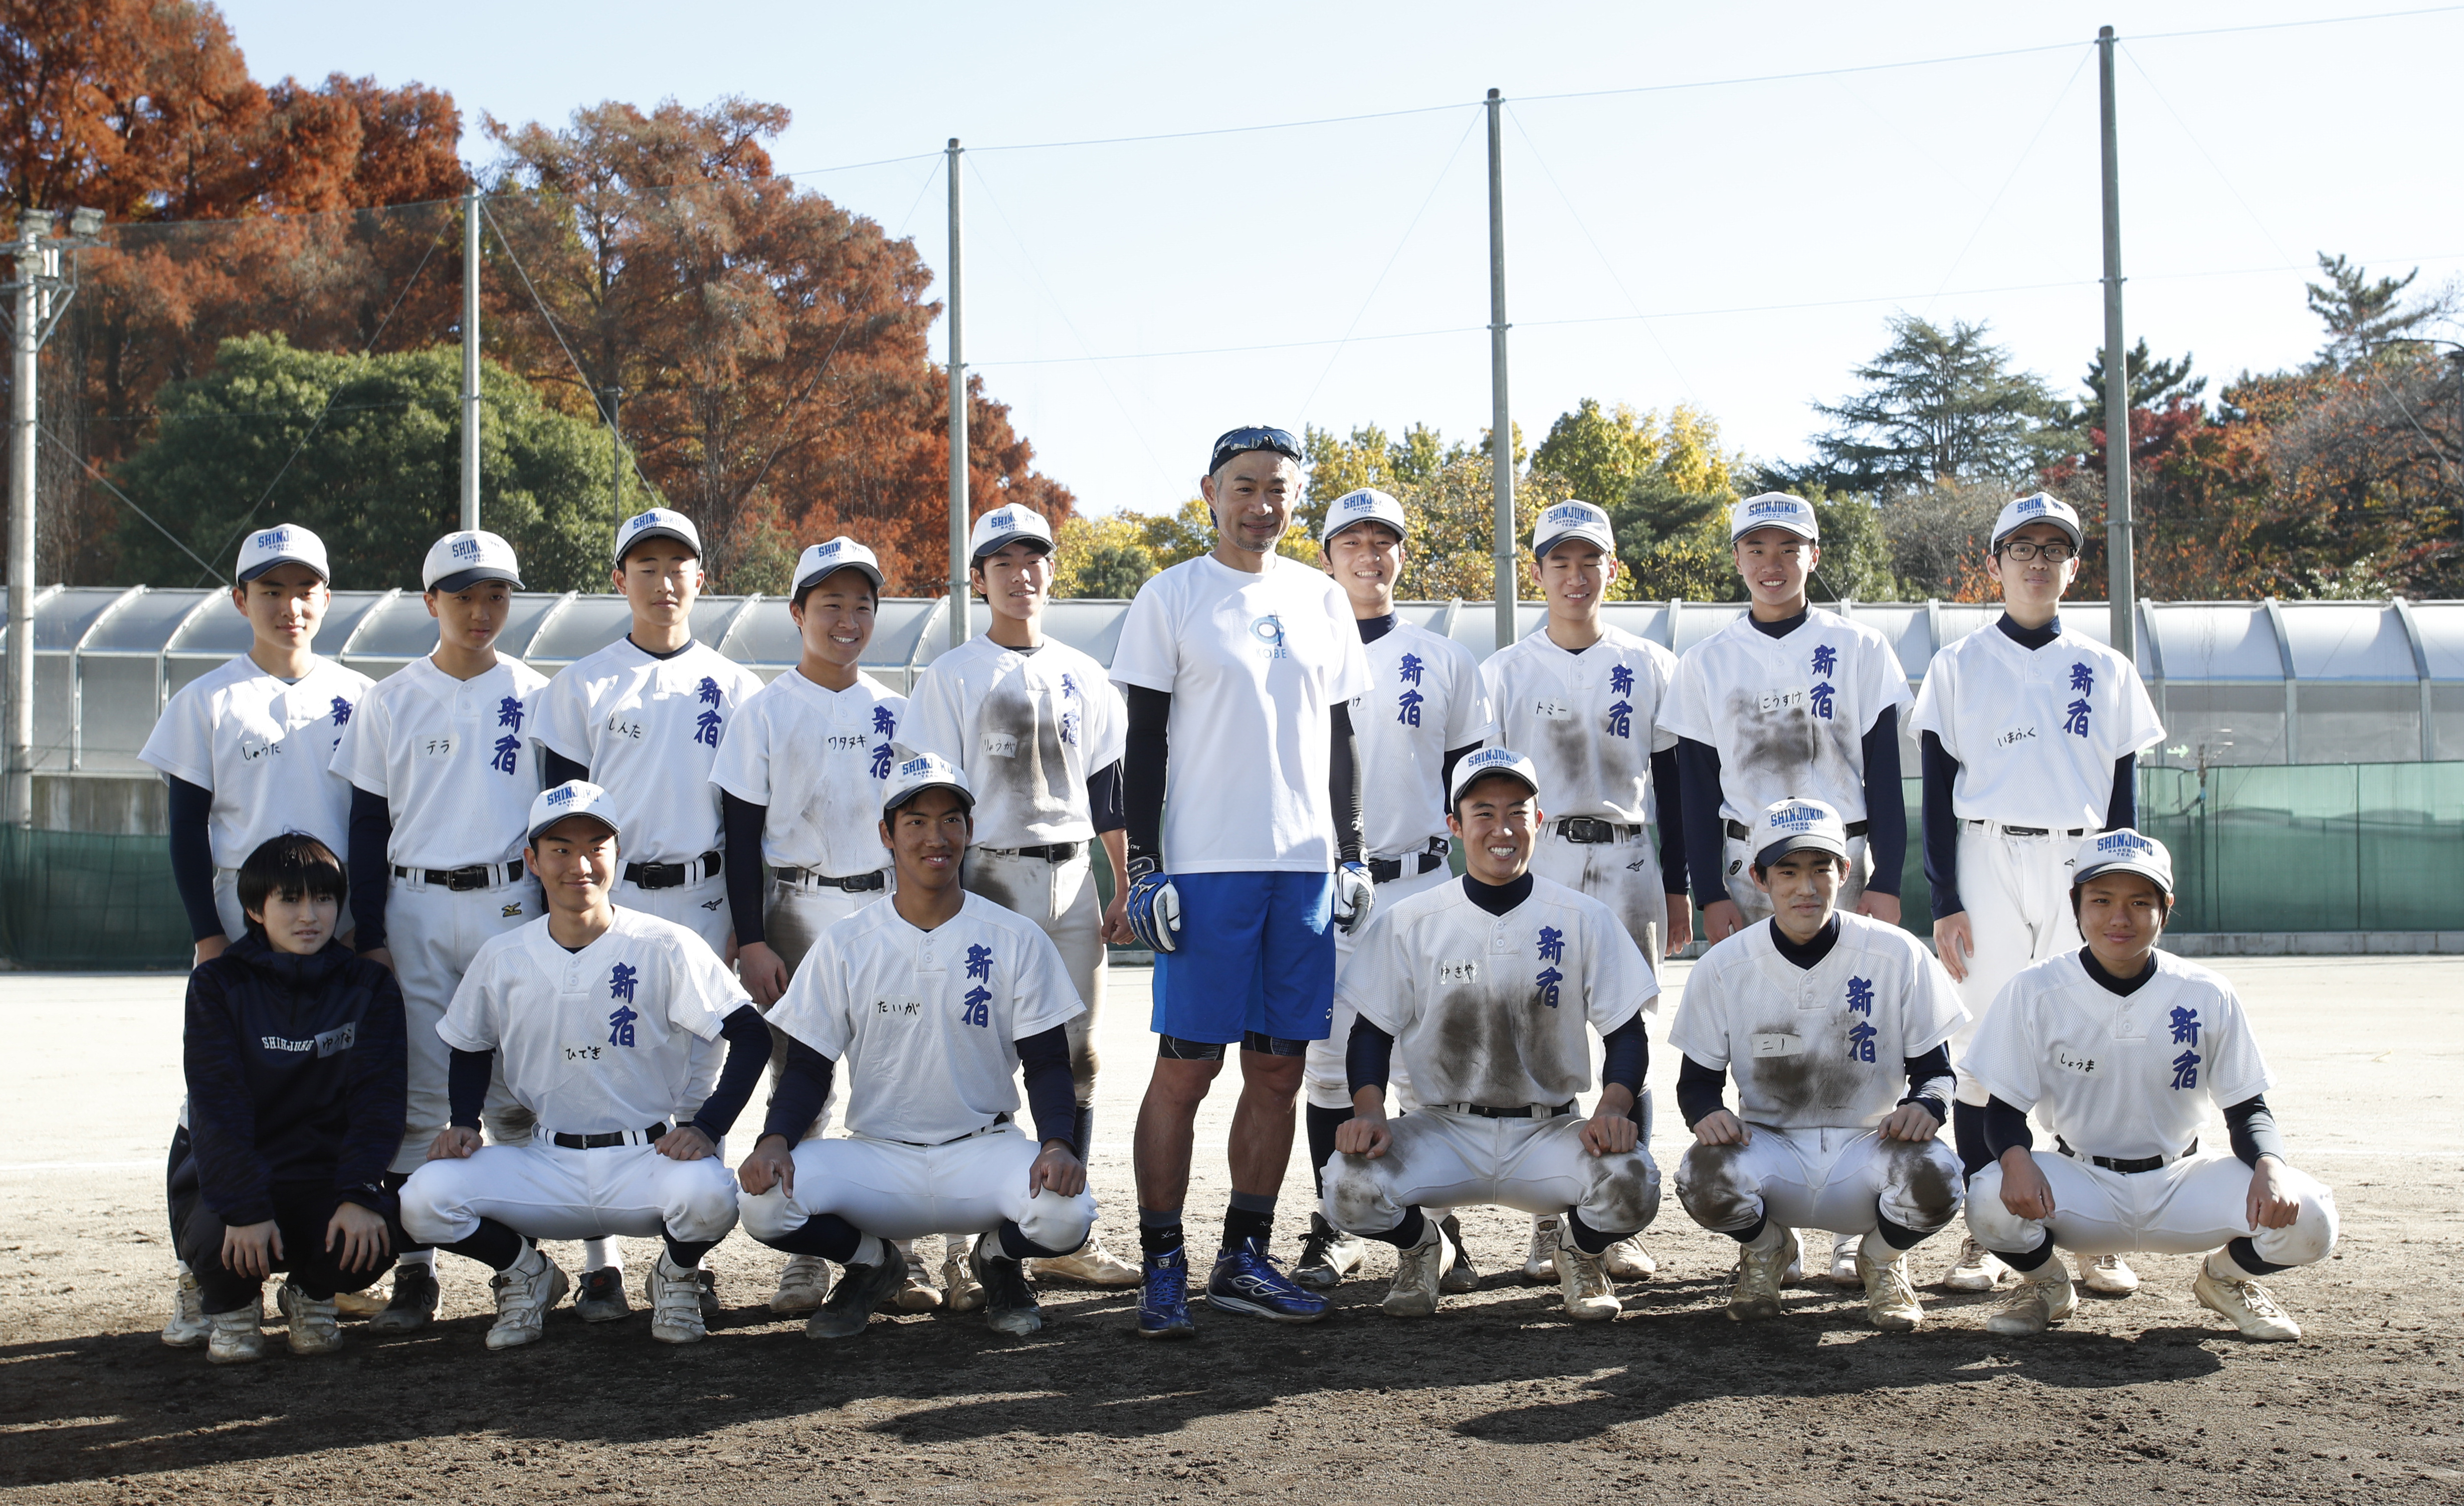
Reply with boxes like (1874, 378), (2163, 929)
(1109, 424), (1374, 1338)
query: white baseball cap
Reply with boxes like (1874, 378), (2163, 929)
(1448, 746), (1543, 807)
(968, 503), (1056, 562)
(422, 530), (524, 592)
(880, 748), (975, 818)
(612, 507), (702, 565)
(2072, 828), (2174, 897)
(794, 536), (885, 597)
(235, 523), (331, 584)
(1531, 499), (1616, 557)
(1992, 492), (2084, 552)
(1320, 488), (1409, 544)
(526, 779), (620, 847)
(1749, 796), (1850, 869)
(1730, 492), (1820, 543)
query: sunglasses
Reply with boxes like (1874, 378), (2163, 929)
(1209, 425), (1303, 476)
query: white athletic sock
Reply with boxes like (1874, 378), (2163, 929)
(1857, 1230), (1898, 1267)
(398, 1248), (436, 1270)
(176, 1259), (193, 1276)
(584, 1239), (620, 1272)
(510, 1244), (547, 1278)
(853, 1234), (891, 1269)
(943, 1232), (974, 1260)
(2204, 1247), (2261, 1283)
(1742, 1220), (1788, 1255)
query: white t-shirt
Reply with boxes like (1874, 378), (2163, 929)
(537, 637), (764, 864)
(440, 907), (744, 1134)
(904, 634), (1127, 849)
(708, 667), (905, 875)
(1349, 621), (1493, 857)
(1668, 913), (1966, 1130)
(139, 654), (374, 868)
(1963, 949), (2271, 1163)
(1910, 622), (2164, 829)
(766, 892), (1085, 1144)
(1662, 609), (1914, 826)
(330, 655), (549, 870)
(1108, 554), (1373, 874)
(1339, 874), (1658, 1108)
(1481, 624), (1678, 825)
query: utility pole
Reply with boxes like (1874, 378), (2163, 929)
(1486, 89), (1516, 650)
(2097, 26), (2134, 658)
(946, 140), (969, 653)
(461, 186), (482, 533)
(605, 386), (624, 524)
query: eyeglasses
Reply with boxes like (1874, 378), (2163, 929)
(2000, 539), (2075, 562)
(1210, 425), (1303, 475)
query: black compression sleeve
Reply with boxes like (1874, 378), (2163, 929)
(1123, 686), (1170, 864)
(347, 785), (394, 951)
(1016, 1025), (1076, 1146)
(1860, 705), (1905, 897)
(1599, 1013), (1649, 1097)
(1920, 731), (1964, 918)
(1675, 1054), (1728, 1129)
(1440, 744), (1481, 811)
(166, 776), (224, 943)
(1084, 761), (1125, 833)
(2107, 753), (2137, 830)
(1899, 1043), (1953, 1124)
(721, 791), (770, 946)
(1344, 1014), (1395, 1096)
(687, 1005), (774, 1139)
(2224, 1094), (2287, 1166)
(447, 1048), (493, 1130)
(760, 1037), (836, 1145)
(541, 748), (589, 788)
(1328, 701), (1363, 865)
(1982, 1095), (2035, 1159)
(1676, 739), (1729, 909)
(1650, 746), (1687, 894)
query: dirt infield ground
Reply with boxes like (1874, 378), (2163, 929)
(3, 954), (2460, 1505)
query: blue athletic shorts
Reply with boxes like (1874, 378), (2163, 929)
(1150, 870), (1335, 1046)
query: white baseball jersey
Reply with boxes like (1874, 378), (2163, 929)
(1350, 622), (1493, 856)
(708, 667), (904, 874)
(904, 634), (1126, 849)
(1340, 875), (1659, 1108)
(1910, 622), (2163, 828)
(1481, 624), (1676, 824)
(1668, 913), (1966, 1130)
(537, 638), (762, 863)
(1962, 949), (2271, 1163)
(767, 892), (1085, 1145)
(1108, 554), (1373, 874)
(439, 907), (743, 1135)
(139, 654), (373, 866)
(330, 656), (549, 869)
(1662, 609), (1913, 824)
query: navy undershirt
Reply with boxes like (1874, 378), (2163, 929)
(1356, 612), (1397, 645)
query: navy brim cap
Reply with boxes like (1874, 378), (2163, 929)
(428, 565), (524, 593)
(1756, 832), (1849, 868)
(971, 535), (1054, 562)
(526, 810), (618, 846)
(617, 526), (700, 560)
(236, 557), (329, 583)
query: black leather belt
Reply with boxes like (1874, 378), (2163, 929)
(623, 851), (722, 889)
(394, 860), (525, 892)
(982, 842), (1082, 862)
(1556, 818), (1641, 844)
(1368, 841), (1449, 883)
(2058, 1135), (2193, 1174)
(779, 866), (886, 892)
(1445, 1099), (1578, 1120)
(1727, 818), (1869, 840)
(552, 1122), (669, 1150)
(1967, 820), (2090, 838)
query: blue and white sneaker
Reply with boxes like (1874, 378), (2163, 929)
(1137, 1249), (1199, 1340)
(1206, 1236), (1329, 1322)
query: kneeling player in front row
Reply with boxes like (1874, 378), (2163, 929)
(738, 753), (1096, 1339)
(1962, 830), (2338, 1341)
(1322, 749), (1661, 1321)
(1670, 798), (1968, 1331)
(399, 782), (773, 1349)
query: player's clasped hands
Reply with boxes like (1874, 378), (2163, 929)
(428, 1125), (484, 1160)
(1578, 1101), (1639, 1157)
(1334, 1103), (1392, 1158)
(1874, 1102), (1944, 1142)
(1027, 1142), (1087, 1199)
(656, 1125), (716, 1162)
(1692, 1108), (1751, 1147)
(737, 1135), (795, 1197)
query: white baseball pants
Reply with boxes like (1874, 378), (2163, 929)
(1675, 1125), (1964, 1241)
(399, 1133), (741, 1247)
(1307, 861), (1451, 1112)
(1531, 826), (1668, 970)
(1944, 824), (2084, 1105)
(1719, 833), (1870, 924)
(737, 1124), (1095, 1254)
(1320, 1108), (1662, 1239)
(1965, 1151), (2338, 1267)
(384, 872), (539, 1172)
(965, 846), (1106, 1103)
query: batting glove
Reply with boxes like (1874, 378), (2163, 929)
(1332, 859), (1376, 936)
(1125, 857), (1182, 954)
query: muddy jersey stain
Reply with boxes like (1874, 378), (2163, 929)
(1720, 684), (1859, 809)
(1739, 1013), (1878, 1124)
(983, 686), (1072, 820)
(1422, 974), (1585, 1107)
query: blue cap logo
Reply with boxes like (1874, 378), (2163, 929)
(898, 756), (933, 778)
(2098, 831), (2153, 855)
(1545, 504), (1596, 525)
(1771, 803), (1821, 829)
(988, 513), (1016, 533)
(1747, 498), (1797, 517)
(548, 785), (576, 806)
(625, 511), (659, 531)
(2017, 497), (2048, 516)
(256, 529), (289, 548)
(451, 537), (479, 558)
(814, 541), (841, 557)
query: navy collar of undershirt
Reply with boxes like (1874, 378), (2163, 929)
(1748, 607), (1810, 641)
(1357, 612), (1398, 646)
(1464, 872), (1534, 917)
(627, 634), (694, 662)
(2079, 946), (2157, 995)
(1770, 913), (1841, 970)
(1995, 611), (2062, 651)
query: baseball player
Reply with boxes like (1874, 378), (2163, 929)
(537, 507), (760, 1309)
(1293, 487), (1494, 1295)
(1963, 830), (2338, 1341)
(1108, 424), (1374, 1338)
(176, 834), (409, 1363)
(1669, 798), (1968, 1331)
(141, 523), (372, 1347)
(1910, 493), (2164, 1297)
(1322, 749), (1660, 1320)
(903, 502), (1140, 1293)
(1664, 492), (1914, 1284)
(398, 780), (773, 1349)
(329, 530), (545, 1333)
(1479, 497), (1683, 1285)
(710, 536), (910, 1316)
(737, 752), (1096, 1339)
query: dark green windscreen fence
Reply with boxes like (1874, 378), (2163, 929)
(0, 825), (197, 969)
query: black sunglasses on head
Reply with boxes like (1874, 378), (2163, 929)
(1210, 425), (1303, 476)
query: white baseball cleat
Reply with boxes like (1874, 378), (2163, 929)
(283, 1285), (344, 1356)
(941, 1247), (988, 1314)
(1522, 1214), (1563, 1286)
(1554, 1226), (1622, 1321)
(1857, 1251), (1924, 1331)
(770, 1255), (833, 1315)
(164, 1271), (211, 1348)
(1942, 1236), (2008, 1292)
(205, 1306), (266, 1365)
(1032, 1235), (1141, 1288)
(1828, 1233), (1860, 1286)
(1294, 1213), (1367, 1291)
(1728, 1228), (1796, 1323)
(2083, 1253), (2141, 1296)
(2193, 1266), (2300, 1341)
(1382, 1222), (1452, 1318)
(1986, 1266), (2076, 1336)
(1602, 1237), (1656, 1281)
(485, 1248), (569, 1351)
(646, 1252), (708, 1344)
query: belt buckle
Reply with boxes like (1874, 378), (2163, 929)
(644, 862), (681, 887)
(445, 867), (485, 892)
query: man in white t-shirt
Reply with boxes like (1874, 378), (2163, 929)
(1910, 493), (2166, 1297)
(141, 523), (372, 1348)
(1108, 424), (1374, 1339)
(1963, 831), (2337, 1342)
(328, 530), (546, 1333)
(737, 753), (1095, 1340)
(905, 502), (1139, 1294)
(1292, 487), (1493, 1295)
(1669, 798), (1968, 1332)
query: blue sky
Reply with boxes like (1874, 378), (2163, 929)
(217, 0), (2464, 516)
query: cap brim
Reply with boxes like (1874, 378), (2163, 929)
(237, 556), (329, 584)
(882, 779), (975, 817)
(616, 528), (700, 563)
(1731, 520), (1820, 543)
(1532, 530), (1615, 558)
(796, 563), (885, 594)
(970, 536), (1053, 562)
(1451, 768), (1540, 804)
(1994, 520), (2085, 549)
(2072, 858), (2172, 895)
(428, 566), (523, 593)
(527, 812), (619, 847)
(1755, 834), (1849, 868)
